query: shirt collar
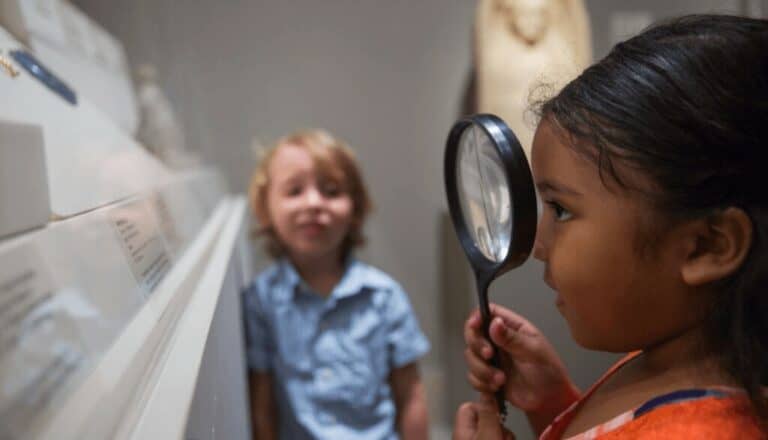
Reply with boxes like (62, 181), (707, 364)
(279, 257), (382, 300)
(278, 258), (303, 292)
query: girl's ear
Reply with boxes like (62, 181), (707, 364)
(680, 207), (753, 286)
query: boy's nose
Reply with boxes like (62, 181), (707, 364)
(304, 186), (323, 207)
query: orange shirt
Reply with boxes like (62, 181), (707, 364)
(540, 352), (765, 439)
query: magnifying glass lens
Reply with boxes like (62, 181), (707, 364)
(456, 124), (512, 262)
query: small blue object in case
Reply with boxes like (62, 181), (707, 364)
(10, 49), (77, 105)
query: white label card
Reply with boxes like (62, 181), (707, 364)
(150, 191), (181, 257)
(108, 198), (171, 296)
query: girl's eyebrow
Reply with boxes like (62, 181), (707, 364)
(536, 179), (582, 196)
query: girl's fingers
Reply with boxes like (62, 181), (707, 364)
(464, 318), (493, 360)
(453, 395), (516, 440)
(475, 393), (511, 439)
(464, 348), (505, 386)
(467, 372), (498, 393)
(489, 304), (529, 328)
(467, 309), (483, 329)
(489, 317), (544, 362)
(452, 402), (479, 440)
(466, 305), (538, 360)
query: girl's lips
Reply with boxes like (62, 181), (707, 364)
(544, 270), (563, 306)
(543, 271), (556, 291)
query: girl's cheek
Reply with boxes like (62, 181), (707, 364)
(548, 233), (575, 275)
(536, 216), (555, 251)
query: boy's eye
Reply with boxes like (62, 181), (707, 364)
(546, 201), (573, 221)
(286, 185), (303, 196)
(320, 182), (342, 197)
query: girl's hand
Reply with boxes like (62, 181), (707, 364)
(452, 394), (515, 440)
(464, 304), (579, 419)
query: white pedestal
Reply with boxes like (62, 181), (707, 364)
(0, 120), (49, 238)
(0, 26), (170, 218)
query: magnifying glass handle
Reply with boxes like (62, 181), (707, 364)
(478, 296), (508, 420)
(489, 350), (508, 420)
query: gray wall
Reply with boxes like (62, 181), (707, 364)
(72, 0), (760, 436)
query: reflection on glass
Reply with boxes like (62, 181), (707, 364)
(456, 124), (511, 262)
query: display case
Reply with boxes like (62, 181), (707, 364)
(0, 0), (138, 133)
(0, 16), (252, 440)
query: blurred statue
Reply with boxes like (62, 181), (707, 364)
(135, 64), (200, 169)
(475, 0), (592, 157)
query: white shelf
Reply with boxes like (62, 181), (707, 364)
(0, 25), (169, 218)
(0, 0), (137, 132)
(0, 169), (251, 439)
(0, 12), (252, 438)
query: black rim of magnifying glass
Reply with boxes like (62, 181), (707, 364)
(444, 113), (537, 286)
(444, 113), (537, 417)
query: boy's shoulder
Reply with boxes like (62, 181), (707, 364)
(348, 260), (418, 303)
(350, 260), (401, 290)
(255, 261), (284, 283)
(243, 261), (290, 302)
(242, 259), (409, 303)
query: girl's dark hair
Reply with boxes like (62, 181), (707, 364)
(539, 15), (768, 418)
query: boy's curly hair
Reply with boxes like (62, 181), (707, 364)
(248, 129), (372, 260)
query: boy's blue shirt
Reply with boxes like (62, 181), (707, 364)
(242, 258), (430, 439)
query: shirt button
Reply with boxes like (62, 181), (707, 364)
(318, 368), (333, 381)
(318, 411), (336, 424)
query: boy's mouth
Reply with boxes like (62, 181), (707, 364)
(297, 222), (326, 236)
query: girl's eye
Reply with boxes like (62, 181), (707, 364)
(546, 201), (573, 221)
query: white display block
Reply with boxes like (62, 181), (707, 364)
(31, 198), (249, 440)
(0, 170), (244, 439)
(0, 0), (66, 47)
(30, 42), (138, 134)
(0, 7), (252, 437)
(152, 171), (211, 257)
(127, 199), (248, 440)
(0, 120), (50, 238)
(0, 26), (171, 218)
(0, 0), (137, 133)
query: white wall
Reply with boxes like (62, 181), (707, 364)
(74, 0), (475, 364)
(72, 0), (755, 436)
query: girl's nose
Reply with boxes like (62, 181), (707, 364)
(533, 239), (546, 261)
(532, 219), (547, 262)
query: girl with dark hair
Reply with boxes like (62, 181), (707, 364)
(454, 14), (768, 439)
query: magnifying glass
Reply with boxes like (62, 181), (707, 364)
(443, 113), (537, 418)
